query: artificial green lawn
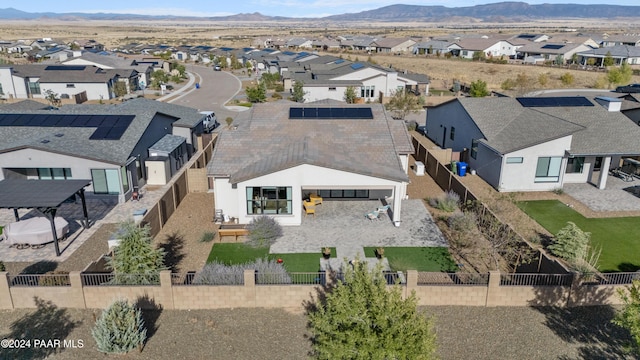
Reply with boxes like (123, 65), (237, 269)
(206, 243), (336, 272)
(363, 247), (458, 272)
(517, 200), (640, 272)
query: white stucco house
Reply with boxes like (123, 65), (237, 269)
(207, 102), (414, 226)
(0, 98), (209, 202)
(424, 96), (640, 192)
(454, 38), (517, 59)
(577, 45), (640, 66)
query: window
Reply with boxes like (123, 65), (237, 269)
(535, 157), (562, 182)
(316, 189), (369, 199)
(506, 157), (523, 164)
(462, 50), (468, 56)
(594, 157), (603, 171)
(28, 81), (41, 95)
(246, 187), (292, 215)
(450, 127), (455, 141)
(470, 139), (478, 159)
(328, 87), (336, 91)
(121, 166), (130, 193)
(361, 86), (365, 98)
(38, 168), (72, 180)
(91, 169), (121, 194)
(66, 84), (75, 88)
(565, 157), (584, 174)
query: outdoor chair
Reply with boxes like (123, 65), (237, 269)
(303, 200), (316, 216)
(366, 211), (380, 221)
(309, 194), (323, 205)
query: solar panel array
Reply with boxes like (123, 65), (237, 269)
(541, 44), (564, 50)
(0, 114), (135, 140)
(517, 97), (594, 107)
(289, 107), (373, 120)
(44, 65), (87, 71)
(350, 63), (365, 70)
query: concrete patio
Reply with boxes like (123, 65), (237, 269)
(564, 175), (640, 212)
(269, 199), (448, 261)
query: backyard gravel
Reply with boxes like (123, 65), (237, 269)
(0, 305), (632, 359)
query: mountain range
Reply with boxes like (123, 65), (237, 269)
(2, 2), (640, 22)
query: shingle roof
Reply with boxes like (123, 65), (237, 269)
(149, 134), (186, 153)
(0, 98), (202, 165)
(454, 97), (640, 156)
(577, 45), (640, 58)
(0, 100), (52, 111)
(208, 102), (412, 183)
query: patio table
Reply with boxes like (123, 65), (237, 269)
(4, 216), (69, 245)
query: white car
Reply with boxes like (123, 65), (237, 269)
(199, 111), (219, 133)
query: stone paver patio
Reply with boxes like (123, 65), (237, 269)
(563, 175), (640, 212)
(269, 199), (448, 261)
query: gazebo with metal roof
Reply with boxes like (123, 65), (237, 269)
(0, 179), (92, 256)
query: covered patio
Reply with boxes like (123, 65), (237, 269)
(269, 199), (448, 260)
(0, 179), (91, 257)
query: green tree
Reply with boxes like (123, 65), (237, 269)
(308, 262), (437, 360)
(151, 70), (169, 89)
(106, 221), (166, 285)
(603, 51), (615, 67)
(344, 86), (358, 104)
(170, 63), (186, 77)
(554, 54), (564, 65)
(608, 62), (633, 86)
(385, 89), (425, 119)
(92, 299), (146, 354)
(613, 280), (640, 356)
(472, 51), (486, 61)
(44, 89), (61, 107)
(260, 72), (281, 90)
(246, 81), (267, 103)
(291, 80), (305, 103)
(469, 79), (490, 97)
(571, 53), (579, 65)
(548, 222), (590, 262)
(113, 81), (128, 97)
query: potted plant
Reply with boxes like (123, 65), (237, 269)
(322, 247), (331, 259)
(375, 247), (385, 259)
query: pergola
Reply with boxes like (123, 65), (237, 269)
(0, 179), (92, 256)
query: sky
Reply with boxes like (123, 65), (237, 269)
(4, 0), (640, 18)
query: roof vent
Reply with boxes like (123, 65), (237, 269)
(41, 139), (50, 144)
(595, 96), (622, 112)
(54, 133), (64, 137)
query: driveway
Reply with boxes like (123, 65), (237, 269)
(167, 64), (246, 124)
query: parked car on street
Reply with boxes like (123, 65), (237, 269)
(615, 84), (640, 93)
(199, 111), (219, 132)
(214, 65), (222, 71)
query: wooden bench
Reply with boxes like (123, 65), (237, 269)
(218, 225), (249, 242)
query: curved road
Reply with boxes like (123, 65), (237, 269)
(166, 64), (246, 123)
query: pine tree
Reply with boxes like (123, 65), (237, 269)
(548, 221), (590, 262)
(92, 299), (147, 354)
(308, 261), (437, 359)
(107, 221), (166, 285)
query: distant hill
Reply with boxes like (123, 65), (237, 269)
(2, 2), (640, 22)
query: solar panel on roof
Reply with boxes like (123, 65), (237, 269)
(541, 44), (564, 50)
(288, 107), (373, 120)
(518, 34), (536, 39)
(103, 126), (127, 140)
(88, 127), (110, 140)
(335, 59), (345, 64)
(45, 65), (86, 71)
(517, 97), (594, 107)
(351, 63), (365, 70)
(0, 114), (135, 140)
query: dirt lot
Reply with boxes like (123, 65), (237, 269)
(0, 304), (631, 360)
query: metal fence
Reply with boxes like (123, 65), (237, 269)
(81, 273), (160, 286)
(500, 273), (573, 287)
(8, 274), (71, 287)
(417, 272), (489, 286)
(171, 272), (196, 286)
(256, 272), (327, 285)
(584, 272), (640, 286)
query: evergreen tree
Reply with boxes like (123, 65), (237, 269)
(469, 79), (490, 97)
(291, 80), (305, 103)
(92, 299), (147, 354)
(246, 81), (267, 103)
(385, 89), (425, 119)
(107, 221), (166, 285)
(344, 86), (358, 104)
(308, 262), (437, 359)
(548, 221), (590, 262)
(614, 280), (640, 356)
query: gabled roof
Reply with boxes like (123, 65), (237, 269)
(455, 38), (509, 51)
(445, 96), (640, 156)
(373, 37), (415, 48)
(11, 64), (119, 83)
(208, 102), (412, 183)
(517, 42), (588, 55)
(577, 45), (640, 58)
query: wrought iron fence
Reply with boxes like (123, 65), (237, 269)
(417, 272), (489, 286)
(9, 274), (71, 287)
(500, 273), (572, 286)
(583, 272), (640, 286)
(171, 272), (196, 286)
(255, 272), (327, 285)
(81, 273), (160, 286)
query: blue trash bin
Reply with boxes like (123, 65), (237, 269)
(458, 162), (467, 176)
(195, 83), (200, 89)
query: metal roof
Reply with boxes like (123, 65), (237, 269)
(0, 179), (91, 209)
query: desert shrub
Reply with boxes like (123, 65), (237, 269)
(538, 73), (549, 87)
(501, 78), (517, 90)
(274, 84), (285, 92)
(92, 299), (146, 354)
(593, 75), (609, 89)
(447, 211), (477, 233)
(194, 258), (290, 285)
(246, 216), (283, 248)
(271, 92), (282, 99)
(560, 72), (574, 86)
(551, 187), (564, 195)
(38, 270), (70, 286)
(428, 191), (460, 212)
(199, 231), (216, 243)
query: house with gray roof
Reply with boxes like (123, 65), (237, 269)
(577, 45), (640, 66)
(454, 38), (517, 59)
(517, 42), (593, 64)
(413, 40), (459, 56)
(0, 98), (209, 202)
(62, 51), (154, 89)
(207, 102), (413, 226)
(424, 96), (640, 192)
(602, 34), (640, 48)
(372, 37), (416, 54)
